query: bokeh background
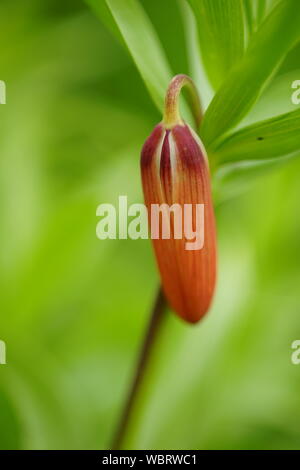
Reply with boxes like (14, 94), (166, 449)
(0, 0), (300, 450)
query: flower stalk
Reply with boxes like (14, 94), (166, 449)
(112, 74), (217, 448)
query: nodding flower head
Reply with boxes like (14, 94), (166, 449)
(141, 75), (217, 324)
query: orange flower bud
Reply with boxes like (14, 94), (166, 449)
(141, 75), (217, 323)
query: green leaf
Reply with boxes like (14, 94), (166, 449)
(213, 108), (300, 164)
(201, 0), (300, 148)
(187, 0), (245, 90)
(256, 0), (267, 27)
(241, 69), (300, 126)
(179, 0), (214, 110)
(87, 0), (172, 111)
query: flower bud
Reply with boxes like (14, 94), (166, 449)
(141, 75), (217, 324)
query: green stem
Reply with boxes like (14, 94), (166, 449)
(111, 288), (167, 449)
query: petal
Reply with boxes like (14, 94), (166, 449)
(141, 123), (217, 323)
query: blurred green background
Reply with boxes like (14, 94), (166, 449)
(0, 0), (300, 450)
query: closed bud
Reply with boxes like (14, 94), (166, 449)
(141, 75), (217, 323)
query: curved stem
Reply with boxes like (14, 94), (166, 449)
(111, 287), (167, 450)
(163, 74), (202, 129)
